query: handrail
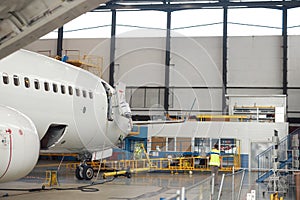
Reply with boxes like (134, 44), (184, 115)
(256, 128), (300, 159)
(256, 135), (287, 159)
(256, 128), (300, 182)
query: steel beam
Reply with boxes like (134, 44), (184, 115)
(109, 10), (117, 87)
(164, 10), (171, 114)
(282, 7), (288, 96)
(56, 27), (64, 57)
(222, 6), (228, 114)
(96, 1), (300, 11)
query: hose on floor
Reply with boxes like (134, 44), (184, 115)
(0, 177), (116, 198)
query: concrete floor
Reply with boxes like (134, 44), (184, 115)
(0, 161), (297, 200)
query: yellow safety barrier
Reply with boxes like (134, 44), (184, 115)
(270, 192), (284, 200)
(196, 115), (248, 122)
(98, 155), (240, 173)
(44, 170), (59, 187)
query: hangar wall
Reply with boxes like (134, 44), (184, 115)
(25, 35), (300, 119)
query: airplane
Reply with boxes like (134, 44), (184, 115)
(0, 49), (133, 182)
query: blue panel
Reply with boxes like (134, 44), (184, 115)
(128, 126), (148, 139)
(241, 154), (249, 168)
(139, 126), (148, 138)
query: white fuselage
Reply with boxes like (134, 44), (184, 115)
(0, 105), (39, 183)
(0, 50), (131, 155)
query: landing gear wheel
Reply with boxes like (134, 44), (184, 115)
(126, 172), (132, 178)
(75, 166), (84, 180)
(83, 165), (94, 180)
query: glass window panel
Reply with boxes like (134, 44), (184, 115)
(131, 88), (145, 108)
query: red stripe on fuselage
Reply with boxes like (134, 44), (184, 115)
(0, 133), (13, 180)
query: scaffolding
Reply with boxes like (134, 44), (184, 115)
(37, 49), (103, 78)
(62, 50), (103, 78)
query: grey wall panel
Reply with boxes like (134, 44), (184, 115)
(170, 37), (222, 87)
(288, 35), (300, 87)
(172, 88), (222, 112)
(228, 36), (282, 87)
(287, 89), (300, 112)
(227, 89), (283, 95)
(114, 37), (165, 86)
(67, 38), (112, 82)
(25, 39), (57, 56)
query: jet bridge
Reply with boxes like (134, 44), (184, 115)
(0, 0), (107, 59)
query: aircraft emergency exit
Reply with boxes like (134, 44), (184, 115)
(0, 50), (132, 182)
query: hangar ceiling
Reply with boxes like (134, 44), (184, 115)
(97, 0), (300, 10)
(0, 0), (107, 60)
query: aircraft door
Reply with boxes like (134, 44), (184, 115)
(102, 82), (113, 121)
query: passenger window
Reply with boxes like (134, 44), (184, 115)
(24, 77), (30, 88)
(82, 90), (87, 98)
(34, 79), (40, 90)
(53, 83), (58, 93)
(89, 91), (93, 99)
(13, 75), (19, 86)
(44, 82), (50, 91)
(61, 85), (66, 94)
(68, 86), (73, 95)
(2, 73), (9, 84)
(75, 88), (80, 97)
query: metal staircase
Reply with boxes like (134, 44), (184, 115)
(256, 128), (300, 183)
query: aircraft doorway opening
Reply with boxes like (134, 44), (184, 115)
(102, 82), (113, 121)
(40, 124), (67, 150)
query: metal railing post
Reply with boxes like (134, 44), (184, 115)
(232, 166), (235, 200)
(174, 189), (179, 200)
(181, 187), (185, 200)
(237, 170), (245, 200)
(217, 174), (225, 200)
(210, 173), (215, 200)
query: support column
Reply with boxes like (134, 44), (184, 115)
(109, 10), (117, 87)
(164, 10), (171, 114)
(282, 6), (288, 96)
(56, 26), (63, 57)
(222, 6), (228, 114)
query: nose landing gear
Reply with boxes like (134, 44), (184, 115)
(75, 163), (94, 181)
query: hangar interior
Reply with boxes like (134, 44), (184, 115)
(1, 0), (300, 199)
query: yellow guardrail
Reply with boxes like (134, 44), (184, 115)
(97, 155), (240, 173)
(196, 115), (248, 122)
(39, 154), (240, 173)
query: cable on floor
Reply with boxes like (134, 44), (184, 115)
(0, 177), (116, 198)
